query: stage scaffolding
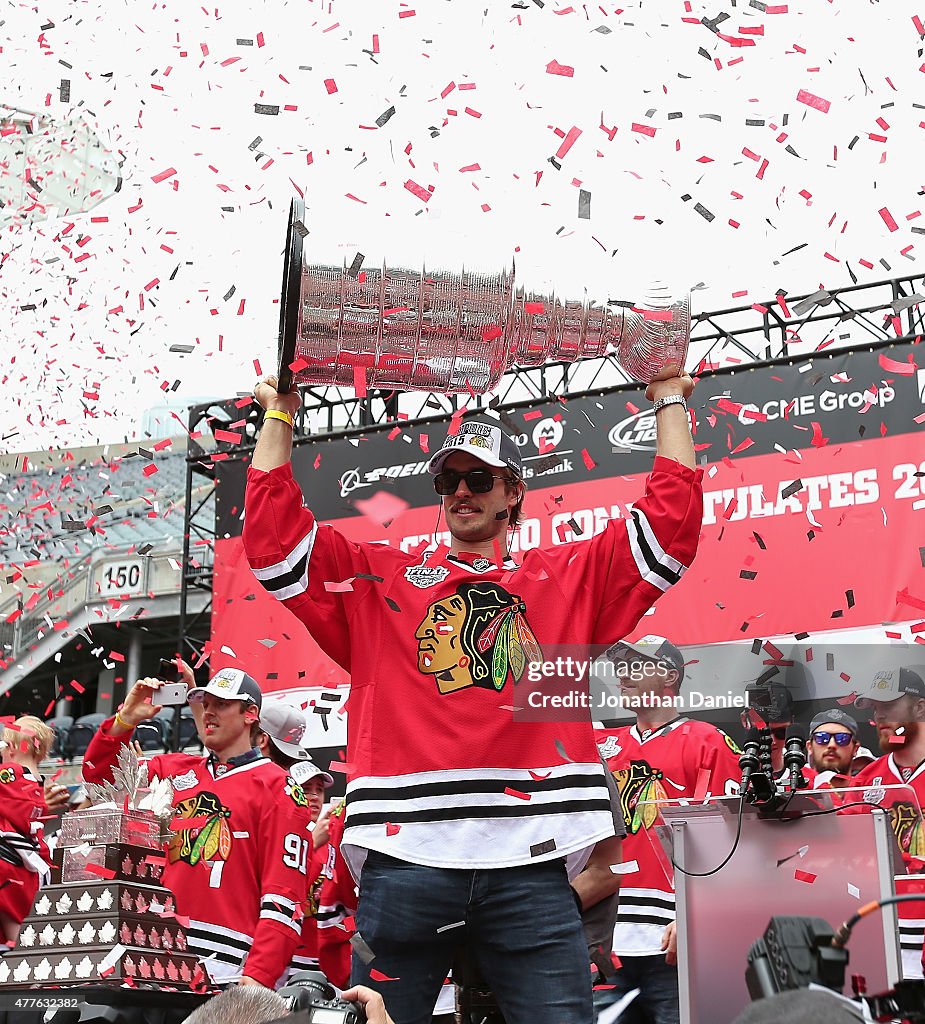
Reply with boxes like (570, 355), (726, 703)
(176, 272), (925, 674)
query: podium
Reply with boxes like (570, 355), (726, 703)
(651, 787), (912, 1024)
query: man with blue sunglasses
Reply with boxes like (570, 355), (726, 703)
(806, 709), (860, 778)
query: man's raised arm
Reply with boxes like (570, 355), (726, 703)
(647, 373), (696, 471)
(251, 375), (302, 473)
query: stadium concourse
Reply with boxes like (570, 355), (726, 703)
(0, 436), (211, 792)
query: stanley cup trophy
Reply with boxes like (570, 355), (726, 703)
(276, 198), (690, 394)
(0, 748), (209, 994)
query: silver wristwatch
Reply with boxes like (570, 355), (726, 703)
(651, 394), (688, 414)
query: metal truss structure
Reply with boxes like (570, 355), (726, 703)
(178, 272), (925, 663)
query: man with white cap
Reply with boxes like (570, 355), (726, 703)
(245, 369), (701, 1024)
(83, 666), (311, 989)
(850, 665), (925, 979)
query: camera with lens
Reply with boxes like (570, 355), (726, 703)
(273, 970), (366, 1024)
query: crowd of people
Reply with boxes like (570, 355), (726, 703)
(1, 368), (924, 1024)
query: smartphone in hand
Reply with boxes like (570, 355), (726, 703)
(157, 659), (189, 706)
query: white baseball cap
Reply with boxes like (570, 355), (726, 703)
(260, 698), (309, 760)
(188, 668), (262, 709)
(290, 759), (334, 789)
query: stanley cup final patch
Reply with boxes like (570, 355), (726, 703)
(404, 564), (450, 589)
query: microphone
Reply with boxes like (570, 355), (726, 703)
(739, 727), (762, 791)
(783, 724), (808, 792)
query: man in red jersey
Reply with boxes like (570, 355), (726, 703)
(852, 665), (925, 979)
(255, 696), (336, 980)
(83, 667), (310, 989)
(595, 635), (741, 1024)
(244, 370), (701, 1024)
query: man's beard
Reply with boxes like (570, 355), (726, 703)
(878, 718), (920, 754)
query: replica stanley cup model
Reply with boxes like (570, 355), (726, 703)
(277, 198), (690, 394)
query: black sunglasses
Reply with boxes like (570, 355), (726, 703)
(434, 468), (507, 495)
(811, 731), (854, 747)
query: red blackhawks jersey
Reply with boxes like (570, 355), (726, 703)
(316, 802), (355, 989)
(595, 718), (742, 955)
(0, 764), (51, 926)
(83, 726), (311, 989)
(849, 754), (925, 979)
(244, 457), (702, 874)
(288, 842), (328, 976)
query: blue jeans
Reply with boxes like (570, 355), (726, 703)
(593, 955), (679, 1024)
(352, 851), (591, 1024)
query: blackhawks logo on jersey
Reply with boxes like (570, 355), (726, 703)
(891, 801), (925, 859)
(285, 776), (309, 808)
(414, 581), (541, 695)
(613, 760), (668, 835)
(0, 767), (15, 785)
(168, 792), (233, 867)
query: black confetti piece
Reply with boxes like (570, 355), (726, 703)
(831, 610), (844, 619)
(355, 573), (385, 582)
(919, 547), (925, 568)
(59, 79), (70, 102)
(694, 203), (714, 222)
(385, 598), (401, 613)
(578, 189), (591, 220)
(554, 739), (574, 762)
(350, 934), (377, 964)
(807, 530), (815, 541)
(530, 838), (557, 857)
(752, 532), (767, 550)
(237, 38), (254, 45)
(750, 640), (762, 655)
(826, 653), (835, 671)
(254, 103), (280, 115)
(375, 105), (396, 128)
(739, 570), (758, 580)
(223, 285), (236, 301)
(248, 136), (263, 151)
(347, 252), (365, 279)
(533, 454), (564, 474)
(567, 517), (583, 536)
(294, 220), (309, 238)
(846, 590), (855, 609)
(794, 632), (809, 640)
(781, 479), (804, 500)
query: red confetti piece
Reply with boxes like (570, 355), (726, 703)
(85, 863), (117, 879)
(369, 969), (400, 982)
(546, 60), (575, 77)
(353, 365), (367, 397)
(879, 352), (916, 375)
(151, 167), (177, 184)
(386, 823), (401, 836)
(796, 89), (830, 113)
(353, 491), (409, 527)
(529, 770), (552, 780)
(324, 78), (338, 94)
(169, 816), (211, 831)
(403, 179), (433, 203)
(581, 449), (596, 470)
(504, 787), (531, 800)
(794, 870), (816, 884)
(324, 579), (355, 593)
(878, 208), (899, 233)
(555, 126), (582, 159)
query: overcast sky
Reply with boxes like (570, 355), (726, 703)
(1, 0), (922, 452)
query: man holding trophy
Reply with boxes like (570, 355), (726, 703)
(244, 361), (699, 1024)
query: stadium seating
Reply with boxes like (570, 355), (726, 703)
(48, 716), (73, 759)
(65, 712), (107, 759)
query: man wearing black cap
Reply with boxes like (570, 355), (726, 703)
(245, 370), (701, 1024)
(806, 709), (860, 781)
(594, 635), (741, 1024)
(83, 667), (311, 989)
(850, 665), (925, 979)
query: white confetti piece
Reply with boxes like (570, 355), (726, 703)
(847, 883), (860, 899)
(610, 860), (639, 875)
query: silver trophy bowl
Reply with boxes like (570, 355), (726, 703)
(277, 199), (689, 394)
